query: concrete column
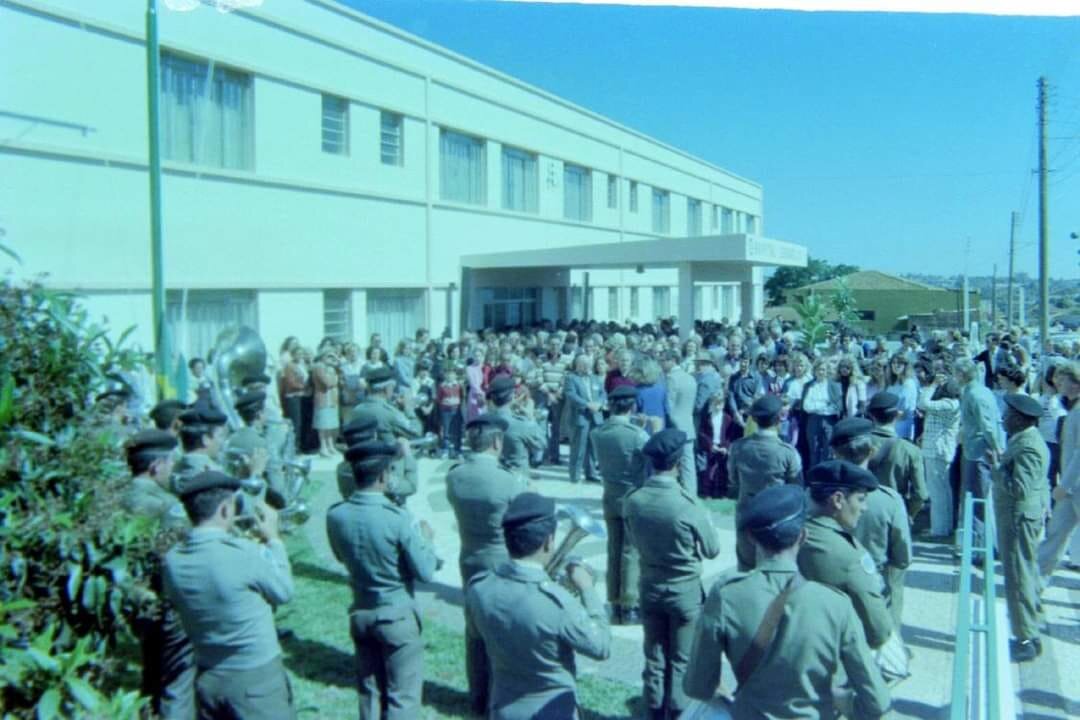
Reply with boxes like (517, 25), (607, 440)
(739, 268), (765, 324)
(678, 262), (695, 341)
(459, 267), (474, 332)
(350, 289), (368, 346)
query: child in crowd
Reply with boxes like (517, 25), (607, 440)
(437, 366), (464, 458)
(698, 389), (735, 498)
(414, 360), (438, 440)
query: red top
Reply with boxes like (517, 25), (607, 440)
(437, 383), (463, 409)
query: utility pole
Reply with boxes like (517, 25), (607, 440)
(962, 237), (971, 335)
(991, 264), (998, 329)
(146, 0), (168, 400)
(1038, 76), (1050, 349)
(1007, 210), (1018, 327)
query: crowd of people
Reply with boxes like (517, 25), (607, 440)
(105, 314), (1080, 720)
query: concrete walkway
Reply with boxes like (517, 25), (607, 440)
(302, 455), (1080, 719)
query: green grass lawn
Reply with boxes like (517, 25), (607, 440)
(278, 529), (642, 719)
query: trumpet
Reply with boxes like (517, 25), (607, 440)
(543, 504), (607, 591)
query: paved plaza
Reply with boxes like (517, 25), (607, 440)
(302, 456), (1079, 719)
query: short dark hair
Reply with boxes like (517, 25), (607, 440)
(808, 485), (859, 504)
(182, 487), (235, 525)
(351, 458), (393, 488)
(831, 435), (875, 465)
(756, 411), (781, 430)
(505, 519), (555, 559)
(995, 364), (1027, 388)
(868, 406), (899, 424)
(237, 403), (263, 425)
(467, 425), (503, 453)
(150, 401), (186, 430)
(128, 451), (167, 476)
(179, 427), (210, 452)
(611, 397), (637, 415)
(188, 357), (205, 371)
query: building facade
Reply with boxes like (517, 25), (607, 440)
(1, 0), (785, 358)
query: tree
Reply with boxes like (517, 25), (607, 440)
(765, 256), (859, 306)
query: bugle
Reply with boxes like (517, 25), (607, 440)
(543, 504), (607, 588)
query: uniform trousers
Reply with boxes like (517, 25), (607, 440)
(602, 498), (640, 610)
(195, 656), (294, 720)
(1038, 492), (1080, 579)
(641, 594), (702, 717)
(994, 493), (1044, 641)
(885, 566), (906, 631)
(349, 609), (424, 720)
(923, 455), (954, 537)
(547, 399), (564, 463)
(138, 603), (195, 720)
(461, 561), (492, 716)
(961, 457), (994, 552)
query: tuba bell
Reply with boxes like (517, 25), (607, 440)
(543, 504), (607, 587)
(211, 325), (267, 431)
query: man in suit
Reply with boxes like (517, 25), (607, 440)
(973, 333), (1001, 389)
(563, 354), (605, 484)
(660, 350), (699, 494)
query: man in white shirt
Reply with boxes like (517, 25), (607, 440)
(1038, 361), (1080, 578)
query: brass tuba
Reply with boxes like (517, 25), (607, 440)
(211, 325), (267, 430)
(543, 504), (607, 586)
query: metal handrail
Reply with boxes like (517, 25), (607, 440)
(949, 492), (1001, 720)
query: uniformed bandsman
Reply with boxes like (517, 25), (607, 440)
(830, 417), (912, 630)
(226, 391), (287, 509)
(124, 430), (194, 720)
(336, 415), (380, 499)
(467, 492), (611, 719)
(726, 395), (803, 571)
(163, 471), (295, 720)
(485, 375), (546, 478)
(327, 441), (439, 719)
(866, 392), (929, 520)
(625, 429), (721, 720)
(172, 407), (229, 495)
(590, 384), (649, 625)
(346, 366), (423, 503)
(446, 415), (527, 715)
(990, 393), (1050, 662)
(150, 399), (188, 437)
(798, 460), (894, 650)
(685, 484), (891, 719)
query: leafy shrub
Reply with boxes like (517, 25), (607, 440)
(0, 278), (158, 718)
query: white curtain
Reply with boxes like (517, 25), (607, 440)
(688, 199), (702, 236)
(440, 130), (486, 204)
(502, 148), (537, 212)
(722, 208), (734, 233)
(652, 190), (669, 233)
(166, 290), (257, 361)
(563, 165), (592, 221)
(653, 287), (671, 318)
(367, 291), (424, 352)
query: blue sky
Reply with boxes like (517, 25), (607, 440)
(342, 0), (1080, 279)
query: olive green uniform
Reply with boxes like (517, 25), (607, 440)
(347, 398), (422, 501)
(163, 529), (295, 720)
(798, 515), (893, 649)
(625, 474), (721, 717)
(868, 426), (929, 520)
(326, 493), (439, 720)
(124, 475), (190, 530)
(854, 484), (912, 628)
(226, 426), (288, 507)
(590, 415), (649, 613)
(489, 406), (546, 477)
(685, 556), (891, 719)
(171, 453), (224, 495)
(992, 425), (1049, 642)
(446, 453), (527, 713)
(726, 430), (803, 570)
(466, 560), (611, 719)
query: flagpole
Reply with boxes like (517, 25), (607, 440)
(146, 0), (168, 399)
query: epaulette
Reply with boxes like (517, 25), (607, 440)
(706, 568), (750, 593)
(536, 577), (574, 609)
(466, 570), (492, 588)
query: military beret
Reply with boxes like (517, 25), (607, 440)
(179, 407), (228, 427)
(344, 441), (398, 465)
(830, 418), (874, 447)
(150, 399), (187, 425)
(1003, 393), (1042, 419)
(609, 385), (638, 402)
(489, 376), (515, 397)
(694, 351), (717, 367)
(502, 492), (556, 530)
(176, 470), (241, 498)
(466, 414), (510, 433)
(233, 390), (266, 414)
(126, 429), (177, 458)
(643, 429), (688, 464)
(341, 415), (379, 442)
(867, 392), (900, 414)
(748, 395), (782, 419)
(241, 373), (272, 386)
(737, 484), (807, 544)
(807, 460), (879, 492)
(365, 367), (395, 385)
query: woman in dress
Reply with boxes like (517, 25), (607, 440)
(917, 372), (962, 538)
(885, 353), (919, 440)
(338, 342), (364, 417)
(465, 356), (486, 423)
(311, 350), (340, 457)
(279, 345), (308, 454)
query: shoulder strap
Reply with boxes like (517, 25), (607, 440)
(869, 437), (897, 469)
(734, 572), (806, 687)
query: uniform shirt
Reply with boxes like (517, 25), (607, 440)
(960, 381), (1003, 461)
(726, 430), (803, 505)
(685, 555), (891, 720)
(590, 415), (650, 508)
(347, 397), (423, 498)
(798, 515), (892, 649)
(466, 560), (611, 720)
(625, 474), (721, 603)
(226, 424), (287, 502)
(326, 492), (438, 613)
(123, 475), (188, 529)
(993, 425), (1050, 518)
(854, 485), (912, 573)
(446, 453), (527, 582)
(171, 452), (223, 495)
(868, 426), (929, 518)
(163, 528), (293, 671)
(488, 406), (545, 475)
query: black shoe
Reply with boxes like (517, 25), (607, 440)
(277, 627), (295, 641)
(585, 476), (602, 484)
(1009, 637), (1042, 663)
(622, 607), (641, 625)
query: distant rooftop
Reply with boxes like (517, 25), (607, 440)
(796, 270), (945, 293)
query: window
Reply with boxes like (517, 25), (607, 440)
(746, 214), (759, 234)
(608, 287), (620, 320)
(607, 174), (618, 209)
(711, 204), (719, 231)
(721, 207), (734, 233)
(629, 180), (639, 213)
(480, 287), (540, 328)
(564, 164), (593, 222)
(501, 146), (538, 213)
(687, 198), (703, 236)
(858, 310), (877, 321)
(380, 111), (403, 166)
(630, 287), (639, 317)
(712, 286), (720, 312)
(653, 287), (671, 318)
(160, 51), (253, 170)
(323, 290), (352, 341)
(652, 189), (670, 234)
(694, 287), (703, 317)
(440, 129), (486, 205)
(320, 94), (348, 155)
(571, 286), (585, 319)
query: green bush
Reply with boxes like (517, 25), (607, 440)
(0, 278), (158, 718)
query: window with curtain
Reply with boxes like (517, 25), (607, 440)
(381, 111), (403, 166)
(747, 215), (759, 234)
(712, 286), (720, 313)
(694, 286), (703, 317)
(564, 164), (592, 222)
(323, 290), (352, 341)
(367, 290), (425, 352)
(571, 286), (584, 319)
(440, 129), (486, 205)
(711, 204), (719, 231)
(166, 289), (257, 362)
(160, 51), (253, 170)
(321, 94), (349, 156)
(501, 146), (538, 213)
(629, 180), (638, 213)
(721, 207), (734, 233)
(652, 189), (670, 234)
(630, 287), (639, 317)
(652, 287), (671, 318)
(607, 174), (618, 209)
(687, 198), (703, 236)
(608, 287), (619, 320)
